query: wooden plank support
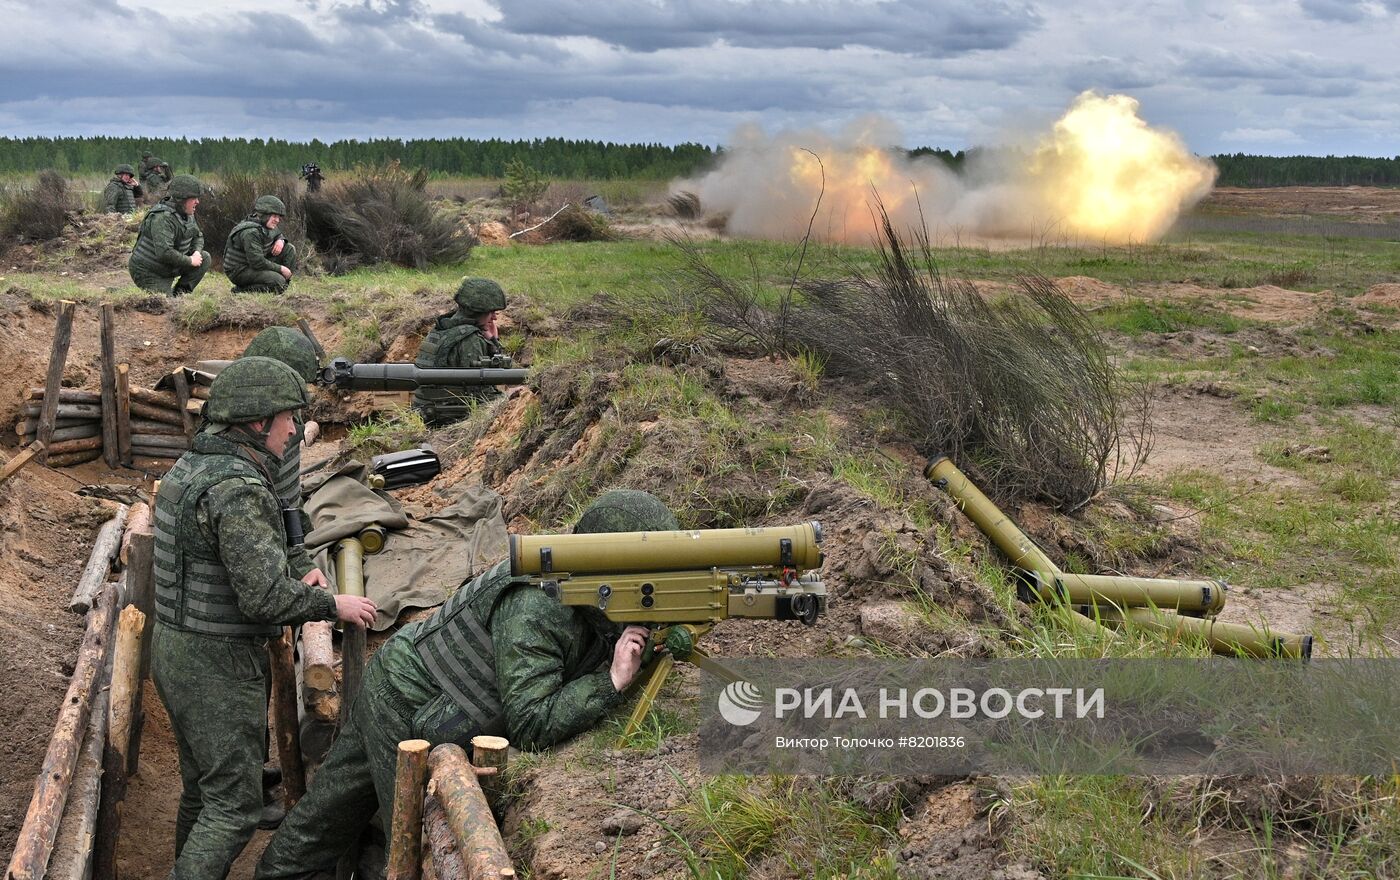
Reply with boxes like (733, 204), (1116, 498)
(116, 364), (133, 466)
(129, 419), (187, 436)
(27, 387), (100, 404)
(23, 403), (105, 421)
(118, 503), (152, 567)
(125, 531), (156, 775)
(426, 744), (515, 879)
(297, 318), (327, 362)
(387, 740), (431, 880)
(18, 423), (101, 444)
(300, 621), (339, 723)
(69, 505), (131, 615)
(269, 627), (307, 809)
(46, 450), (102, 468)
(99, 304), (119, 467)
(92, 605), (145, 880)
(0, 441), (45, 487)
(470, 737), (509, 807)
(421, 795), (467, 880)
(127, 400), (184, 427)
(171, 369), (196, 439)
(43, 641), (113, 880)
(14, 417), (93, 435)
(5, 585), (120, 880)
(35, 301), (77, 466)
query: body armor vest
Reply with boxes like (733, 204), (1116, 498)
(222, 219), (270, 278)
(130, 202), (200, 273)
(411, 320), (502, 420)
(153, 442), (283, 639)
(412, 560), (516, 733)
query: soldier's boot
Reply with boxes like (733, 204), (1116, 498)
(172, 252), (210, 295)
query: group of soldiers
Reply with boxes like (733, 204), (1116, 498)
(152, 278), (619, 879)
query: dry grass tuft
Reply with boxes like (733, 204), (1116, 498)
(1, 170), (77, 244)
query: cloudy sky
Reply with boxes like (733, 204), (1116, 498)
(1, 0), (1396, 156)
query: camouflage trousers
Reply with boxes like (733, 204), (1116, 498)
(254, 655), (423, 879)
(229, 243), (298, 294)
(153, 623), (269, 880)
(130, 255), (210, 296)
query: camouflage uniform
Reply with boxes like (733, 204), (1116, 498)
(129, 175), (209, 295)
(142, 155), (173, 197)
(411, 277), (507, 426)
(225, 196), (298, 294)
(255, 490), (678, 879)
(101, 164), (142, 214)
(153, 357), (337, 880)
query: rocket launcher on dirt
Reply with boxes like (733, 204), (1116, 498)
(510, 523), (828, 743)
(923, 456), (1312, 659)
(316, 356), (528, 392)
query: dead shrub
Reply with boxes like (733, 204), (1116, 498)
(1, 170), (76, 243)
(199, 172), (306, 269)
(667, 190), (701, 219)
(540, 203), (617, 242)
(793, 207), (1150, 509)
(302, 163), (476, 273)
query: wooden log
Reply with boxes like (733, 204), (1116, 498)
(269, 627), (307, 809)
(27, 387), (100, 404)
(125, 531), (155, 776)
(171, 368), (196, 440)
(130, 457), (175, 472)
(297, 318), (327, 362)
(387, 740), (431, 880)
(44, 435), (104, 457)
(427, 745), (515, 879)
(340, 624), (365, 730)
(422, 795), (468, 880)
(24, 402), (104, 421)
(129, 433), (191, 450)
(0, 441), (44, 487)
(92, 606), (145, 880)
(46, 450), (102, 468)
(116, 363), (133, 467)
(470, 737), (509, 807)
(35, 301), (76, 467)
(129, 418), (187, 436)
(302, 420), (321, 448)
(184, 398), (203, 416)
(128, 400), (184, 426)
(19, 422), (101, 444)
(44, 637), (113, 880)
(128, 386), (180, 409)
(119, 502), (152, 567)
(14, 416), (92, 435)
(69, 505), (130, 615)
(130, 445), (184, 460)
(190, 385), (211, 400)
(5, 585), (119, 880)
(301, 620), (338, 724)
(100, 304), (120, 467)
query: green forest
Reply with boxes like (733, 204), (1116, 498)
(1, 136), (1398, 187)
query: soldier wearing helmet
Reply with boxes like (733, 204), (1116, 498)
(140, 153), (173, 199)
(225, 195), (298, 294)
(128, 174), (210, 295)
(101, 163), (143, 214)
(256, 490), (677, 877)
(152, 356), (377, 879)
(412, 277), (510, 425)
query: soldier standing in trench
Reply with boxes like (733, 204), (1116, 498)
(152, 356), (377, 879)
(411, 277), (510, 426)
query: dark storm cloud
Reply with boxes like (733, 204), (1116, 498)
(490, 0), (1043, 56)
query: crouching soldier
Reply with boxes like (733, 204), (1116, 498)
(254, 490), (675, 879)
(128, 174), (209, 296)
(225, 195), (298, 294)
(152, 357), (377, 879)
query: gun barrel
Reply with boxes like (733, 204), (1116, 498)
(1023, 570), (1226, 615)
(328, 362), (529, 391)
(1083, 606), (1312, 659)
(511, 522), (824, 576)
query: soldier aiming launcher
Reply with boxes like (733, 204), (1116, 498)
(184, 355), (529, 392)
(510, 522), (828, 742)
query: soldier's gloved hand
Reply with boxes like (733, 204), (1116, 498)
(335, 594), (378, 627)
(610, 625), (651, 692)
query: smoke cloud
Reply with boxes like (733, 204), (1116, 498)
(678, 92), (1218, 245)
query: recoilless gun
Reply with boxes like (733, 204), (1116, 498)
(509, 522), (828, 742)
(317, 356), (528, 392)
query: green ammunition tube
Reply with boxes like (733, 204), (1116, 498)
(510, 522), (824, 576)
(1022, 570), (1226, 615)
(1086, 606), (1312, 660)
(335, 536), (365, 598)
(924, 456), (1058, 577)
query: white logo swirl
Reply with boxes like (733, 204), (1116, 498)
(717, 680), (765, 727)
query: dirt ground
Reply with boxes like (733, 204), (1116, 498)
(1202, 186), (1400, 222)
(2, 188), (1395, 875)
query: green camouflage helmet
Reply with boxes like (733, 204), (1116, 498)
(574, 490), (679, 534)
(453, 277), (507, 316)
(206, 356), (309, 424)
(168, 174), (203, 199)
(253, 194), (287, 216)
(114, 164), (135, 176)
(242, 326), (319, 382)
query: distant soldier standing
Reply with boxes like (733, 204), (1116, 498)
(128, 174), (210, 295)
(299, 162), (324, 193)
(412, 277), (509, 426)
(152, 357), (376, 879)
(142, 155), (173, 199)
(225, 195), (297, 293)
(101, 164), (143, 214)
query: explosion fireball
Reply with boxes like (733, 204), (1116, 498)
(679, 92), (1217, 246)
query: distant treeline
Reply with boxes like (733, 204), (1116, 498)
(2, 137), (1398, 187)
(0, 136), (717, 180)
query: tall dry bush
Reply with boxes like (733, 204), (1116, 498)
(794, 207), (1150, 509)
(303, 163), (475, 273)
(0, 170), (76, 243)
(199, 172), (306, 269)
